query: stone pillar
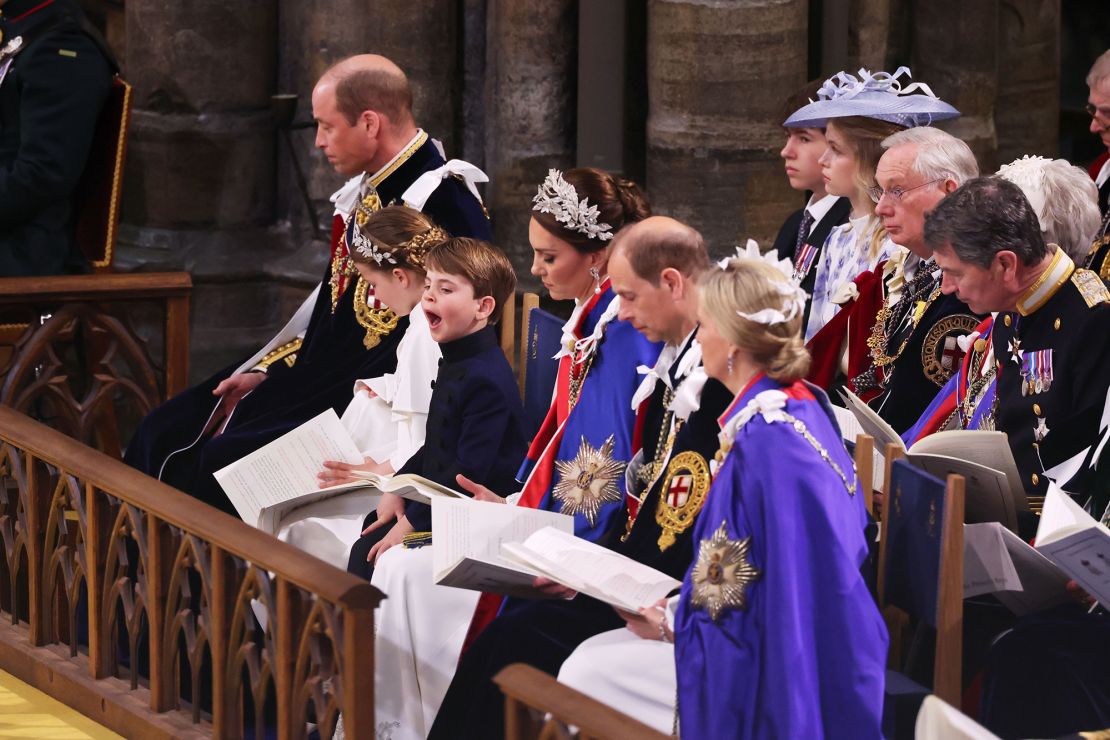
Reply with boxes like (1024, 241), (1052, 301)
(847, 0), (894, 72)
(995, 0), (1060, 164)
(124, 1), (277, 229)
(484, 0), (576, 276)
(912, 0), (1000, 171)
(646, 0), (808, 255)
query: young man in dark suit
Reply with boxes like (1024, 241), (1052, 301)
(771, 80), (851, 327)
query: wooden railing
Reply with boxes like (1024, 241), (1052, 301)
(0, 405), (381, 738)
(0, 272), (192, 457)
(495, 664), (672, 740)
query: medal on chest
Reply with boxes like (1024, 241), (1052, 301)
(653, 451), (711, 551)
(552, 435), (625, 526)
(690, 521), (760, 622)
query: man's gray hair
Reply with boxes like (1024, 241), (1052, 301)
(1087, 48), (1110, 88)
(881, 127), (979, 186)
(996, 158), (1102, 262)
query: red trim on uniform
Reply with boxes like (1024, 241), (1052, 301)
(8, 0), (55, 22)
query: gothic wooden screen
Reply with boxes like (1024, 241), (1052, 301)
(0, 405), (380, 739)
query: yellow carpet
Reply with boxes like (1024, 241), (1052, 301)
(0, 669), (121, 739)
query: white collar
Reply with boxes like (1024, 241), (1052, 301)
(804, 193), (841, 230)
(368, 129), (426, 183)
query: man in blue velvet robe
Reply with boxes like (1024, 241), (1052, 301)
(124, 55), (491, 514)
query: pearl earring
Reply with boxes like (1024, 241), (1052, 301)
(727, 353), (734, 376)
(589, 266), (602, 295)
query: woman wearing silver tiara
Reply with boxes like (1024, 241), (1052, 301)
(558, 245), (884, 738)
(785, 68), (960, 341)
(362, 168), (659, 740)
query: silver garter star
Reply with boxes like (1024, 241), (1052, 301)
(552, 435), (625, 525)
(691, 521), (760, 622)
(1008, 338), (1024, 364)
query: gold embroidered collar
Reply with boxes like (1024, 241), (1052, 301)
(367, 129), (429, 189)
(1016, 247), (1073, 317)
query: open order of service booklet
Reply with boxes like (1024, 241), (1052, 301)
(214, 408), (466, 533)
(963, 521), (1070, 615)
(962, 483), (1110, 613)
(502, 526), (681, 612)
(432, 497), (575, 599)
(839, 388), (1027, 531)
(1034, 483), (1110, 606)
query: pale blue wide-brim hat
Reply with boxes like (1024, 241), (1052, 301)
(784, 67), (960, 129)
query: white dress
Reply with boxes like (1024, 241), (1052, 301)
(371, 545), (480, 740)
(274, 305), (440, 567)
(557, 627), (677, 735)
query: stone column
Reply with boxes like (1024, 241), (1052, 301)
(484, 0), (577, 275)
(912, 0), (1001, 171)
(995, 0), (1060, 164)
(646, 0), (808, 255)
(124, 1), (277, 230)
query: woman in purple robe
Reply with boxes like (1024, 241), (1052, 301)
(673, 247), (886, 738)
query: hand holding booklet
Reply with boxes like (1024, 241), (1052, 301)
(213, 408), (466, 533)
(502, 527), (681, 612)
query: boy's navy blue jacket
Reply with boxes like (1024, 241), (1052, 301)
(401, 325), (527, 532)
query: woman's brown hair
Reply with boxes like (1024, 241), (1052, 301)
(532, 168), (652, 253)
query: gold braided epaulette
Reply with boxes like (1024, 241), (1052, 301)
(402, 531), (433, 549)
(253, 338), (303, 371)
(1071, 268), (1110, 309)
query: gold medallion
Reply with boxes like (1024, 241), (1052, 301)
(691, 521), (760, 622)
(654, 451), (711, 551)
(921, 314), (980, 386)
(553, 435), (625, 526)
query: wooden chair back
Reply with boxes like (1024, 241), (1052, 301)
(877, 455), (965, 706)
(72, 76), (133, 272)
(496, 663), (671, 740)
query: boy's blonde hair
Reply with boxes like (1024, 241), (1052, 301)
(424, 238), (517, 325)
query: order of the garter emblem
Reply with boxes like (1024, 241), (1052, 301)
(553, 435), (625, 525)
(691, 521), (760, 622)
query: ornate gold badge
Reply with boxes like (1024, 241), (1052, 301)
(353, 278), (399, 349)
(655, 451), (711, 551)
(921, 314), (980, 386)
(553, 435), (625, 525)
(691, 521), (759, 622)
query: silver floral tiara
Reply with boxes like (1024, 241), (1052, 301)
(352, 229), (398, 266)
(532, 169), (614, 242)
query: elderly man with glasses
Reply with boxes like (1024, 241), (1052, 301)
(808, 126), (984, 435)
(1085, 49), (1110, 278)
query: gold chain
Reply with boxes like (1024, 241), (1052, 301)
(867, 283), (942, 368)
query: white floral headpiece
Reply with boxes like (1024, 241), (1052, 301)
(532, 169), (615, 242)
(719, 240), (808, 326)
